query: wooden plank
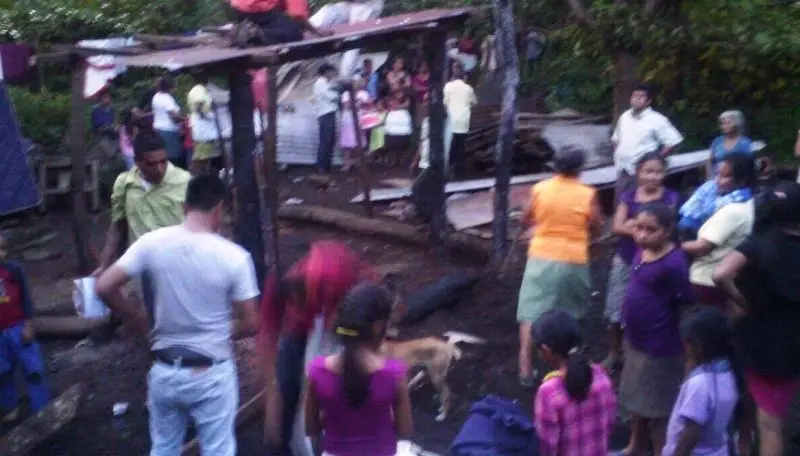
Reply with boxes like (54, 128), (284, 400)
(490, 0), (519, 260)
(261, 66), (281, 269)
(0, 383), (83, 456)
(351, 149), (712, 203)
(181, 390), (266, 456)
(447, 186), (529, 231)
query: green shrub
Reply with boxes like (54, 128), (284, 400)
(8, 87), (71, 154)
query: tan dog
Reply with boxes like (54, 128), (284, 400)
(381, 331), (486, 421)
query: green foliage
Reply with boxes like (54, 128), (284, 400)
(8, 87), (71, 153)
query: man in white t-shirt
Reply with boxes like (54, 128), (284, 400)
(96, 174), (260, 456)
(313, 63), (340, 174)
(443, 72), (477, 176)
(611, 84), (683, 199)
(187, 72), (222, 176)
(152, 77), (186, 169)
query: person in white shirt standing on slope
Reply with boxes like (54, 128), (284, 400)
(611, 83), (683, 200)
(96, 174), (260, 456)
(314, 63), (341, 174)
(444, 65), (477, 177)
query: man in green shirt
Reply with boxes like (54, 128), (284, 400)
(93, 131), (190, 315)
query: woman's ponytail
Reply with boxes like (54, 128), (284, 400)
(564, 348), (593, 402)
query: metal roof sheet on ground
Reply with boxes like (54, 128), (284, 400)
(119, 8), (473, 70)
(350, 149), (712, 203)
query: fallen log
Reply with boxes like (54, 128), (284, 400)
(0, 383), (83, 456)
(33, 315), (112, 340)
(181, 389), (266, 456)
(278, 205), (491, 262)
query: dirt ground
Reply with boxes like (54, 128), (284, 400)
(6, 166), (626, 455)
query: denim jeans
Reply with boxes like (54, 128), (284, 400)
(0, 322), (51, 413)
(147, 359), (238, 456)
(317, 112), (337, 173)
(276, 334), (307, 451)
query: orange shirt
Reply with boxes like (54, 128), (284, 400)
(527, 175), (595, 264)
(230, 0), (309, 19)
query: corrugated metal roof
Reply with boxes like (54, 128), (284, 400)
(120, 7), (473, 69)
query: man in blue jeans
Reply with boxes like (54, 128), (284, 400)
(313, 63), (340, 174)
(0, 233), (51, 422)
(97, 174), (260, 456)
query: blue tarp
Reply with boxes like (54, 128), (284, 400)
(0, 82), (40, 216)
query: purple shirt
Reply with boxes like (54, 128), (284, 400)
(622, 247), (694, 357)
(308, 356), (406, 456)
(616, 188), (680, 264)
(662, 361), (738, 456)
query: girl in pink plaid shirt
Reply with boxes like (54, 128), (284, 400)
(533, 310), (618, 456)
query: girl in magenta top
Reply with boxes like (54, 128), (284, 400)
(304, 283), (412, 456)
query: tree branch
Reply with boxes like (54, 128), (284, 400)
(564, 0), (594, 26)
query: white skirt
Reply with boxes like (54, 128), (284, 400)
(384, 109), (412, 136)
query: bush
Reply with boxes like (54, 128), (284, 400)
(8, 87), (71, 154)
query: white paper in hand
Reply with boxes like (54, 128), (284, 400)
(73, 277), (110, 319)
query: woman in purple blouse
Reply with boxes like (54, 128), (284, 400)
(604, 152), (680, 371)
(617, 202), (694, 456)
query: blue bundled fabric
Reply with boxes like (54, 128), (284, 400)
(450, 395), (538, 456)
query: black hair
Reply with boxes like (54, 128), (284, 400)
(120, 107), (135, 137)
(157, 76), (174, 92)
(638, 201), (675, 230)
(185, 174), (227, 212)
(633, 82), (656, 100)
(755, 181), (800, 230)
(193, 71), (210, 85)
(532, 309), (593, 402)
(635, 151), (667, 171)
(335, 283), (393, 408)
(318, 63), (336, 76)
(363, 58), (373, 65)
(132, 130), (166, 161)
(553, 145), (586, 177)
(680, 306), (746, 422)
(721, 152), (756, 190)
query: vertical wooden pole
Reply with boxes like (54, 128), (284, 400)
(261, 66), (280, 270)
(229, 70), (266, 285)
(68, 59), (92, 273)
(427, 31), (448, 257)
(491, 0), (519, 260)
(346, 86), (373, 217)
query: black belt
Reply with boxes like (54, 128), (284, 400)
(152, 348), (223, 368)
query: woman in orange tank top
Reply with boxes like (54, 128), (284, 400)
(517, 145), (603, 387)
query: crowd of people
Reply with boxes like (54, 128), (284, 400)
(517, 83), (800, 456)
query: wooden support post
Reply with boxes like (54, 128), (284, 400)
(346, 86), (373, 217)
(491, 0), (519, 260)
(261, 66), (280, 269)
(427, 30), (448, 257)
(229, 70), (266, 284)
(68, 60), (92, 274)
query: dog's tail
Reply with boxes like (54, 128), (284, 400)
(443, 331), (487, 346)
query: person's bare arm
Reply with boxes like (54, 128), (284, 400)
(713, 250), (749, 313)
(95, 265), (149, 335)
(520, 192), (535, 229)
(393, 375), (413, 439)
(611, 201), (633, 237)
(232, 297), (259, 339)
(660, 144), (677, 156)
(795, 129), (800, 159)
(94, 220), (128, 276)
(682, 238), (715, 257)
(589, 194), (605, 237)
(304, 379), (321, 442)
(673, 419), (703, 456)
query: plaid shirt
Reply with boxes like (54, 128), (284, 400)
(534, 364), (617, 456)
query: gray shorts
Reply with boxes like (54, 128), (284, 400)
(616, 170), (635, 202)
